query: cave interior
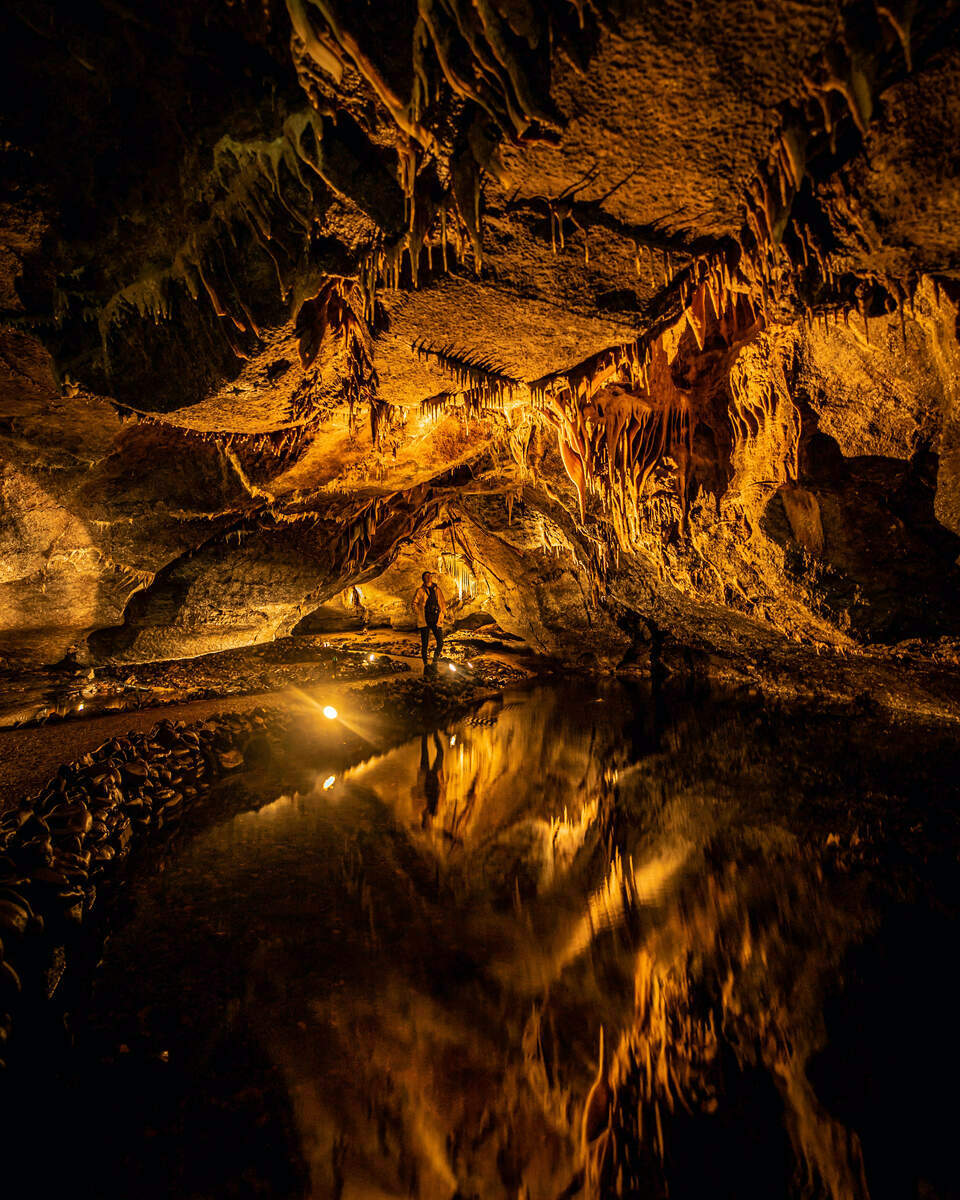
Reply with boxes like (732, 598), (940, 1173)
(2, 1), (960, 1197)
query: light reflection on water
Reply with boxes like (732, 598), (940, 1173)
(47, 683), (960, 1198)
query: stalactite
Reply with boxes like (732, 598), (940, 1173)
(438, 550), (483, 600)
(528, 279), (761, 549)
(293, 275), (394, 450)
(285, 0), (344, 82)
(413, 339), (521, 397)
(877, 0), (914, 70)
(295, 278), (369, 374)
(419, 378), (519, 422)
(549, 374), (693, 547)
(287, 0), (566, 286)
(730, 3), (925, 332)
(97, 108), (335, 360)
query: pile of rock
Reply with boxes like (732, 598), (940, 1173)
(0, 706), (289, 1067)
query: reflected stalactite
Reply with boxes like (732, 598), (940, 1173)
(240, 688), (904, 1199)
(584, 860), (873, 1200)
(38, 682), (960, 1200)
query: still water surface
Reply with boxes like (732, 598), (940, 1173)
(32, 682), (960, 1198)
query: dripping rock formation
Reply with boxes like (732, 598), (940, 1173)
(2, 0), (960, 686)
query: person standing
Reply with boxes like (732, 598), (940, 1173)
(413, 570), (446, 671)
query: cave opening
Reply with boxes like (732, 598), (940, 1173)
(2, 1), (960, 1196)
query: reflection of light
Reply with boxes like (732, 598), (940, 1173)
(467, 661), (473, 668)
(449, 735), (456, 747)
(322, 705), (338, 720)
(322, 775), (336, 790)
(448, 664), (456, 673)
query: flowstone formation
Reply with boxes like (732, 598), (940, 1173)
(1, 0), (960, 671)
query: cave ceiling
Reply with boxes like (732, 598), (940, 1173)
(1, 0), (960, 665)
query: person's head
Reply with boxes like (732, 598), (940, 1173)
(422, 570), (434, 585)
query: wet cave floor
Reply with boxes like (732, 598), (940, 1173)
(4, 679), (960, 1200)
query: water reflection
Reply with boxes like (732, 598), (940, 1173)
(30, 683), (960, 1199)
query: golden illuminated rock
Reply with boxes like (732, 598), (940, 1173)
(0, 0), (958, 669)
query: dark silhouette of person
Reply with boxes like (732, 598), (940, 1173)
(417, 731), (445, 825)
(413, 570), (446, 672)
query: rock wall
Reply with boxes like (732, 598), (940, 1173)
(2, 0), (960, 668)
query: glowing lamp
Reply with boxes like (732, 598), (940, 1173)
(322, 775), (336, 790)
(77, 702), (84, 711)
(448, 663), (456, 673)
(322, 705), (338, 720)
(367, 653), (376, 662)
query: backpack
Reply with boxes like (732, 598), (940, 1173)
(424, 584), (441, 625)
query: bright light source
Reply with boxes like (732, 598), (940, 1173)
(466, 661), (473, 668)
(448, 663), (456, 672)
(367, 653), (376, 662)
(322, 705), (338, 720)
(77, 702), (84, 711)
(449, 735), (456, 747)
(322, 775), (336, 790)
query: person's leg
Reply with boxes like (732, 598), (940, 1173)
(431, 621), (443, 662)
(419, 626), (429, 667)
